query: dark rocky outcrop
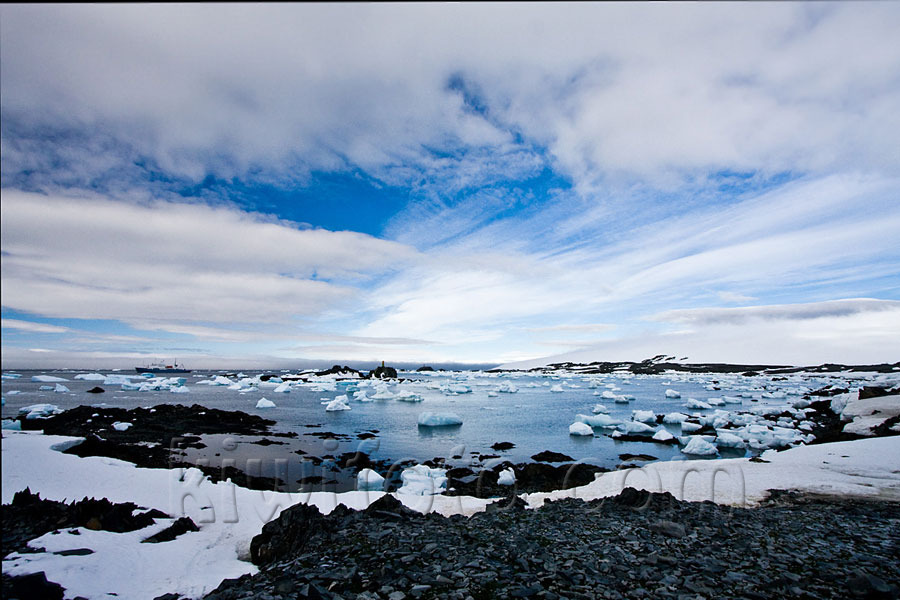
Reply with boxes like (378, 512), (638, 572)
(369, 365), (398, 379)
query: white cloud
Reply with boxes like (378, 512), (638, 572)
(717, 291), (757, 304)
(0, 190), (416, 328)
(651, 298), (900, 327)
(1, 318), (69, 334)
(2, 4), (898, 190)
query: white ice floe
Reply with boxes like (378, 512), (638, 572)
(395, 392), (424, 403)
(620, 421), (655, 435)
(684, 398), (712, 410)
(663, 412), (689, 424)
(31, 375), (68, 383)
(550, 384), (565, 393)
(170, 386), (190, 394)
(840, 394), (900, 437)
(591, 404), (609, 414)
(498, 383), (518, 393)
(398, 464), (448, 495)
(632, 410), (656, 423)
(74, 373), (107, 381)
(54, 383), (70, 393)
(272, 382), (291, 393)
(498, 468), (516, 486)
(357, 468), (385, 491)
(665, 389), (681, 398)
(324, 396), (351, 412)
(569, 422), (594, 436)
(17, 404), (61, 419)
(681, 436), (719, 456)
(112, 422), (133, 432)
(417, 412), (463, 427)
(652, 429), (675, 442)
(370, 385), (396, 400)
(487, 391), (498, 397)
(715, 431), (746, 449)
(255, 398), (277, 409)
(2, 419), (21, 430)
(576, 413), (620, 428)
(600, 390), (617, 400)
(353, 390), (372, 402)
(706, 397), (726, 407)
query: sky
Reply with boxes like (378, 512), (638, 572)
(1, 3), (899, 369)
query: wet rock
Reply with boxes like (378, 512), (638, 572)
(531, 451), (574, 463)
(491, 442), (516, 451)
(85, 387), (105, 394)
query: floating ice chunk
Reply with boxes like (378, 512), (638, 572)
(632, 410), (657, 423)
(256, 398), (277, 409)
(663, 412), (689, 424)
(418, 412), (462, 427)
(103, 374), (135, 386)
(652, 429), (675, 442)
(2, 373), (22, 380)
(170, 386), (190, 394)
(715, 431), (746, 448)
(706, 397), (725, 407)
(31, 375), (68, 383)
(550, 384), (565, 393)
(487, 391), (498, 398)
(357, 468), (385, 491)
(446, 384), (472, 394)
(723, 396), (743, 404)
(600, 390), (617, 400)
(74, 373), (106, 381)
(2, 419), (22, 430)
(591, 404), (609, 414)
(325, 396), (351, 411)
(620, 421), (655, 435)
(353, 390), (372, 402)
(665, 389), (681, 398)
(398, 464), (447, 495)
(577, 413), (621, 427)
(54, 384), (70, 393)
(112, 421), (133, 431)
(680, 421), (702, 433)
(682, 436), (718, 456)
(395, 392), (424, 403)
(569, 422), (594, 436)
(6, 390), (20, 395)
(18, 404), (61, 419)
(371, 385), (396, 399)
(684, 398), (712, 410)
(497, 468), (516, 486)
(614, 395), (631, 404)
(498, 383), (518, 393)
(272, 382), (291, 393)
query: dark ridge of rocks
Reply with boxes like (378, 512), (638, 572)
(1, 572), (64, 600)
(859, 385), (900, 400)
(204, 488), (900, 600)
(512, 359), (900, 376)
(530, 450), (574, 463)
(445, 462), (609, 497)
(491, 442), (516, 451)
(618, 453), (658, 462)
(2, 488), (169, 558)
(416, 365), (435, 372)
(315, 365), (364, 378)
(808, 386), (851, 397)
(250, 438), (285, 446)
(141, 517), (199, 543)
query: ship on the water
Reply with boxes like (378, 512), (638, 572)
(135, 360), (192, 374)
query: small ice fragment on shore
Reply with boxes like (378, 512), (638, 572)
(652, 429), (675, 442)
(357, 468), (385, 491)
(325, 396), (351, 411)
(398, 464), (447, 495)
(418, 412), (462, 427)
(682, 436), (718, 455)
(18, 404), (61, 419)
(569, 422), (594, 436)
(256, 398), (277, 409)
(665, 389), (681, 398)
(632, 410), (656, 423)
(112, 421), (132, 431)
(498, 468), (516, 486)
(31, 375), (68, 383)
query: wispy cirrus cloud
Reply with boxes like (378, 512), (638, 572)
(651, 298), (900, 327)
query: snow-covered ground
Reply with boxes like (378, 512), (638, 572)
(3, 427), (899, 599)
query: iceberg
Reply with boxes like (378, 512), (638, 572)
(170, 386), (190, 394)
(417, 412), (462, 427)
(600, 390), (617, 400)
(357, 468), (385, 491)
(569, 422), (594, 436)
(353, 390), (372, 402)
(112, 421), (133, 431)
(74, 373), (106, 381)
(707, 397), (726, 407)
(715, 431), (746, 448)
(498, 383), (518, 393)
(272, 382), (291, 393)
(632, 410), (656, 423)
(591, 404), (609, 414)
(256, 398), (277, 409)
(620, 421), (655, 435)
(398, 464), (447, 495)
(684, 398), (712, 410)
(663, 412), (689, 424)
(31, 375), (68, 383)
(550, 384), (564, 393)
(497, 468), (516, 486)
(652, 429), (675, 442)
(18, 404), (61, 419)
(682, 436), (718, 456)
(54, 384), (70, 393)
(680, 421), (702, 433)
(665, 389), (681, 398)
(576, 413), (620, 428)
(395, 392), (424, 403)
(325, 396), (351, 411)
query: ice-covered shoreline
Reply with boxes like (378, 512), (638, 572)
(3, 425), (900, 599)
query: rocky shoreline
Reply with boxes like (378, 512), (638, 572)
(202, 489), (900, 600)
